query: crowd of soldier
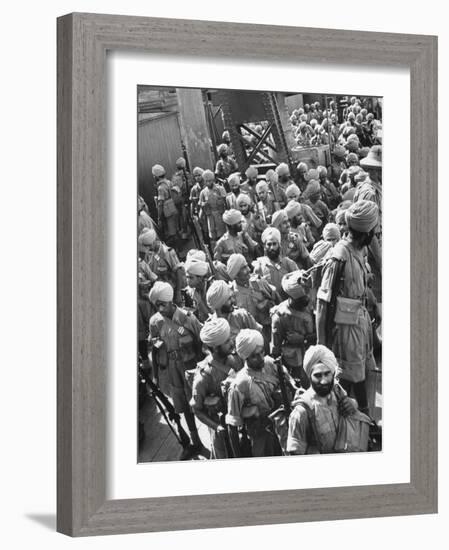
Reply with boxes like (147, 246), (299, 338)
(137, 96), (382, 460)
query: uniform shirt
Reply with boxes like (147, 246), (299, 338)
(253, 255), (298, 296)
(157, 178), (173, 205)
(145, 243), (181, 287)
(183, 285), (211, 323)
(287, 387), (340, 454)
(271, 300), (314, 368)
(199, 185), (227, 215)
(215, 157), (238, 180)
(233, 277), (277, 326)
(226, 357), (280, 427)
(189, 182), (203, 211)
(242, 212), (266, 243)
(149, 306), (202, 366)
(190, 354), (235, 417)
(318, 239), (368, 304)
(213, 232), (254, 264)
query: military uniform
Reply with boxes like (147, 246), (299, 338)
(190, 355), (236, 459)
(233, 276), (277, 348)
(252, 255), (298, 297)
(157, 178), (178, 241)
(145, 242), (181, 290)
(241, 212), (266, 246)
(211, 309), (262, 372)
(271, 299), (315, 386)
(171, 168), (191, 238)
(318, 239), (376, 386)
(183, 285), (211, 323)
(199, 185), (227, 243)
(149, 307), (203, 413)
(213, 232), (256, 265)
(215, 156), (238, 181)
(225, 356), (283, 457)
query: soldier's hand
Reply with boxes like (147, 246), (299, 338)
(216, 425), (227, 435)
(338, 396), (357, 417)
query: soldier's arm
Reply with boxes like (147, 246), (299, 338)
(271, 313), (285, 358)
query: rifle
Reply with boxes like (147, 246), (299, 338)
(138, 356), (191, 453)
(217, 412), (234, 459)
(273, 356), (292, 416)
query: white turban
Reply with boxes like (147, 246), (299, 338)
(186, 249), (207, 262)
(138, 228), (157, 246)
(228, 172), (241, 186)
(217, 143), (228, 155)
(151, 164), (166, 178)
(235, 329), (264, 360)
(281, 271), (307, 299)
(303, 344), (339, 379)
(285, 183), (301, 199)
(265, 169), (278, 184)
(245, 166), (258, 179)
(148, 281), (173, 305)
(261, 227), (281, 244)
(284, 201), (302, 220)
(236, 193), (251, 207)
(256, 181), (268, 194)
(223, 209), (242, 225)
(345, 199), (379, 233)
(271, 210), (288, 229)
(227, 253), (247, 280)
(276, 163), (290, 177)
(202, 170), (215, 182)
(206, 280), (233, 310)
(184, 259), (209, 277)
(200, 318), (231, 347)
(192, 166), (204, 176)
(322, 223), (341, 241)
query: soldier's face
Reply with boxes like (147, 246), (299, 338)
(265, 239), (280, 259)
(205, 177), (214, 188)
(193, 174), (203, 184)
(186, 273), (203, 289)
(231, 181), (240, 193)
(216, 338), (234, 358)
(220, 295), (235, 314)
(236, 264), (250, 284)
(310, 364), (334, 397)
(287, 191), (299, 202)
(238, 204), (250, 216)
(258, 189), (267, 201)
(280, 219), (291, 234)
(155, 300), (173, 317)
(246, 345), (265, 370)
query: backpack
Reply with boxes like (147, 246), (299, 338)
(296, 385), (373, 453)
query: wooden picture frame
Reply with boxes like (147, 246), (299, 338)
(57, 12), (438, 536)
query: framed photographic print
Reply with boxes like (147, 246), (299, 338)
(57, 12), (437, 536)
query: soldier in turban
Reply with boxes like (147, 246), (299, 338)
(189, 167), (209, 244)
(287, 345), (361, 455)
(226, 329), (296, 457)
(317, 165), (341, 210)
(183, 259), (211, 323)
(253, 226), (298, 297)
(198, 170), (227, 249)
(227, 253), (278, 352)
(240, 165), (259, 203)
(148, 281), (204, 459)
(271, 270), (315, 387)
(206, 280), (261, 372)
(225, 172), (243, 210)
(138, 227), (184, 305)
(171, 156), (192, 239)
(255, 179), (277, 223)
(316, 199), (379, 415)
(215, 143), (239, 182)
(190, 318), (236, 459)
(213, 208), (258, 264)
(152, 163), (179, 248)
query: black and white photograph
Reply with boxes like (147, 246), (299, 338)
(137, 86), (383, 462)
